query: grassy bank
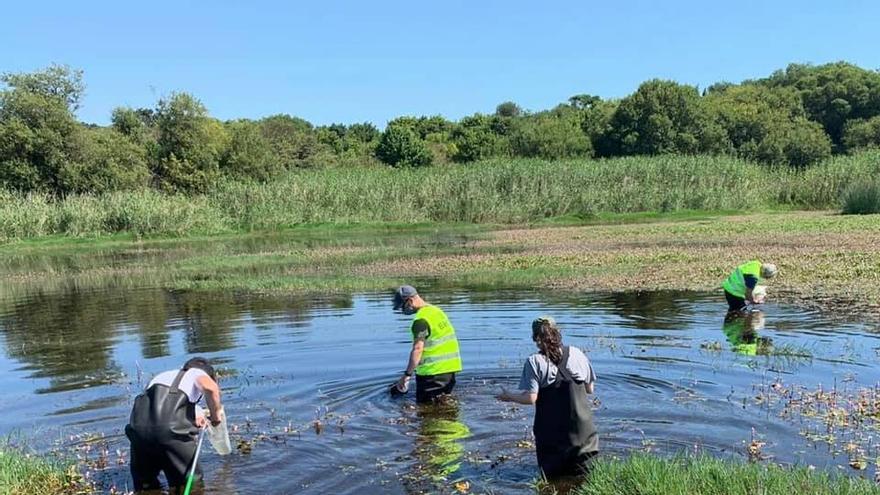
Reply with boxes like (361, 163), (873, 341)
(0, 448), (83, 495)
(574, 454), (880, 495)
(2, 210), (879, 319)
(1, 152), (879, 241)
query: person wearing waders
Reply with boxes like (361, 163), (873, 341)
(722, 261), (778, 313)
(125, 357), (224, 493)
(390, 285), (463, 403)
(497, 316), (598, 478)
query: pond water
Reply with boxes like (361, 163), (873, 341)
(2, 280), (880, 494)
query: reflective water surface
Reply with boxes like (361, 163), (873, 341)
(2, 252), (880, 493)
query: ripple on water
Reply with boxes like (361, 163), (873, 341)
(1, 288), (879, 493)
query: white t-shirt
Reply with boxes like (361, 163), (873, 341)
(148, 368), (208, 404)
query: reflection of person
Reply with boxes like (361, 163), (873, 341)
(497, 317), (598, 478)
(125, 357), (223, 493)
(722, 310), (772, 356)
(392, 285), (463, 403)
(722, 261), (777, 312)
(414, 400), (471, 480)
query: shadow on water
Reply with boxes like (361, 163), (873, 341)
(1, 280), (880, 492)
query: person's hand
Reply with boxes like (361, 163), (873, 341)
(496, 387), (510, 402)
(395, 375), (411, 393)
(209, 407), (224, 427)
(195, 414), (208, 428)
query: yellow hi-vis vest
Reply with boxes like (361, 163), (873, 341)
(414, 305), (463, 376)
(722, 260), (762, 299)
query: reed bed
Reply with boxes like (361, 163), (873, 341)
(1, 152), (878, 242)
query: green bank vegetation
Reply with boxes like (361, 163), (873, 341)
(4, 62), (880, 198)
(1, 152), (879, 241)
(0, 447), (84, 495)
(3, 62), (880, 242)
(573, 454), (880, 495)
(2, 211), (879, 317)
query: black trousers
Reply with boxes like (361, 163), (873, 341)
(126, 425), (201, 493)
(416, 373), (456, 403)
(725, 290), (747, 312)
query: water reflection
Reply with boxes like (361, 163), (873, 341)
(0, 287), (878, 494)
(722, 310), (771, 356)
(414, 399), (470, 481)
(0, 289), (353, 393)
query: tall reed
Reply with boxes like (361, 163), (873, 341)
(1, 152), (878, 241)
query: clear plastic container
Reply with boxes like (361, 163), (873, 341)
(206, 407), (232, 455)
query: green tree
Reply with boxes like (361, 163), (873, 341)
(757, 62), (880, 148)
(599, 80), (728, 156)
(0, 66), (85, 194)
(58, 127), (151, 194)
(495, 101), (522, 118)
(376, 124), (432, 167)
(258, 114), (318, 168)
(842, 116), (880, 152)
(451, 114), (510, 162)
(511, 106), (593, 159)
(221, 120), (280, 181)
(1, 64), (85, 111)
(705, 84), (832, 166)
(153, 92), (229, 192)
(347, 122), (380, 143)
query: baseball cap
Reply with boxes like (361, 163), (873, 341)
(392, 285), (418, 310)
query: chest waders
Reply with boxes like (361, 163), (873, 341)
(533, 347), (599, 478)
(126, 369), (202, 490)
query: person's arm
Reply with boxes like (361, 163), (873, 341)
(585, 381), (595, 394)
(404, 340), (424, 376)
(396, 319), (429, 390)
(744, 275), (759, 303)
(497, 357), (539, 405)
(498, 388), (538, 405)
(195, 375), (223, 426)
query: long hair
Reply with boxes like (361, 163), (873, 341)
(532, 317), (563, 365)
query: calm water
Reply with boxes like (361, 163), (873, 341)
(2, 265), (880, 492)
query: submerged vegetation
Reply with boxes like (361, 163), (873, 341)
(575, 454), (880, 495)
(2, 210), (879, 318)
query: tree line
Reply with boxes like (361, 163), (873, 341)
(1, 61), (879, 196)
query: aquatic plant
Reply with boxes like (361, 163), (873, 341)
(577, 453), (880, 495)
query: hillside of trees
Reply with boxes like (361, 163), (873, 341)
(1, 62), (880, 196)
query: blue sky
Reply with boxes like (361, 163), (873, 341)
(3, 0), (878, 126)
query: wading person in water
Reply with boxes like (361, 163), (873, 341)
(125, 357), (224, 493)
(497, 316), (598, 478)
(391, 285), (463, 403)
(722, 260), (777, 313)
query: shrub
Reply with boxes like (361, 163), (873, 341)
(376, 125), (432, 167)
(842, 179), (880, 214)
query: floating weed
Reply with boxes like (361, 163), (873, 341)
(700, 341), (723, 352)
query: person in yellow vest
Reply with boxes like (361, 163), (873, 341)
(722, 260), (777, 313)
(391, 285), (463, 403)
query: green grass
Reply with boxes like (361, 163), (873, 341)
(2, 151), (880, 243)
(0, 447), (83, 495)
(842, 179), (880, 215)
(574, 454), (880, 495)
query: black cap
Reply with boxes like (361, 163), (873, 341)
(392, 285), (418, 310)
